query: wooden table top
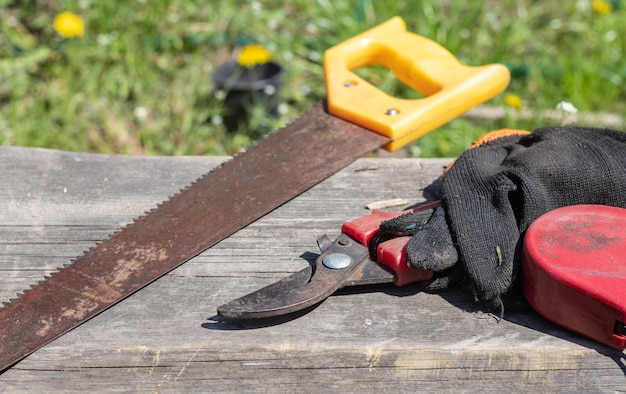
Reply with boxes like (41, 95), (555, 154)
(0, 147), (624, 392)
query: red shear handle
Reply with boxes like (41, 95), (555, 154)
(342, 210), (433, 286)
(376, 236), (433, 286)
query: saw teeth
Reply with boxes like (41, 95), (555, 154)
(132, 216), (147, 224)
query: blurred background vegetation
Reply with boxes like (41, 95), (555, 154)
(1, 0), (624, 157)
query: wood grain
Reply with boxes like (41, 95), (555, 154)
(0, 147), (624, 392)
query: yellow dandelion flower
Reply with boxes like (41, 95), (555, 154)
(504, 93), (523, 111)
(592, 0), (612, 14)
(237, 44), (271, 68)
(53, 12), (85, 38)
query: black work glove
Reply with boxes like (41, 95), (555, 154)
(380, 126), (626, 307)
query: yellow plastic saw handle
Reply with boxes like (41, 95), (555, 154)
(324, 17), (510, 151)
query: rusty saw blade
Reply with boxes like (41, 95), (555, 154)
(0, 17), (510, 372)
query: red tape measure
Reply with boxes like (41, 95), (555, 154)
(523, 205), (626, 349)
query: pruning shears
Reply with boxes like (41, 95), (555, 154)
(217, 201), (439, 319)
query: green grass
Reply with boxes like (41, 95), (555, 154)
(1, 0), (625, 157)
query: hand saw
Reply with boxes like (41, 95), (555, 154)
(0, 17), (509, 372)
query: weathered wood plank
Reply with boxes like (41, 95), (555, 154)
(0, 147), (625, 392)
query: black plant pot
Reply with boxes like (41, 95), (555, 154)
(212, 61), (284, 132)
